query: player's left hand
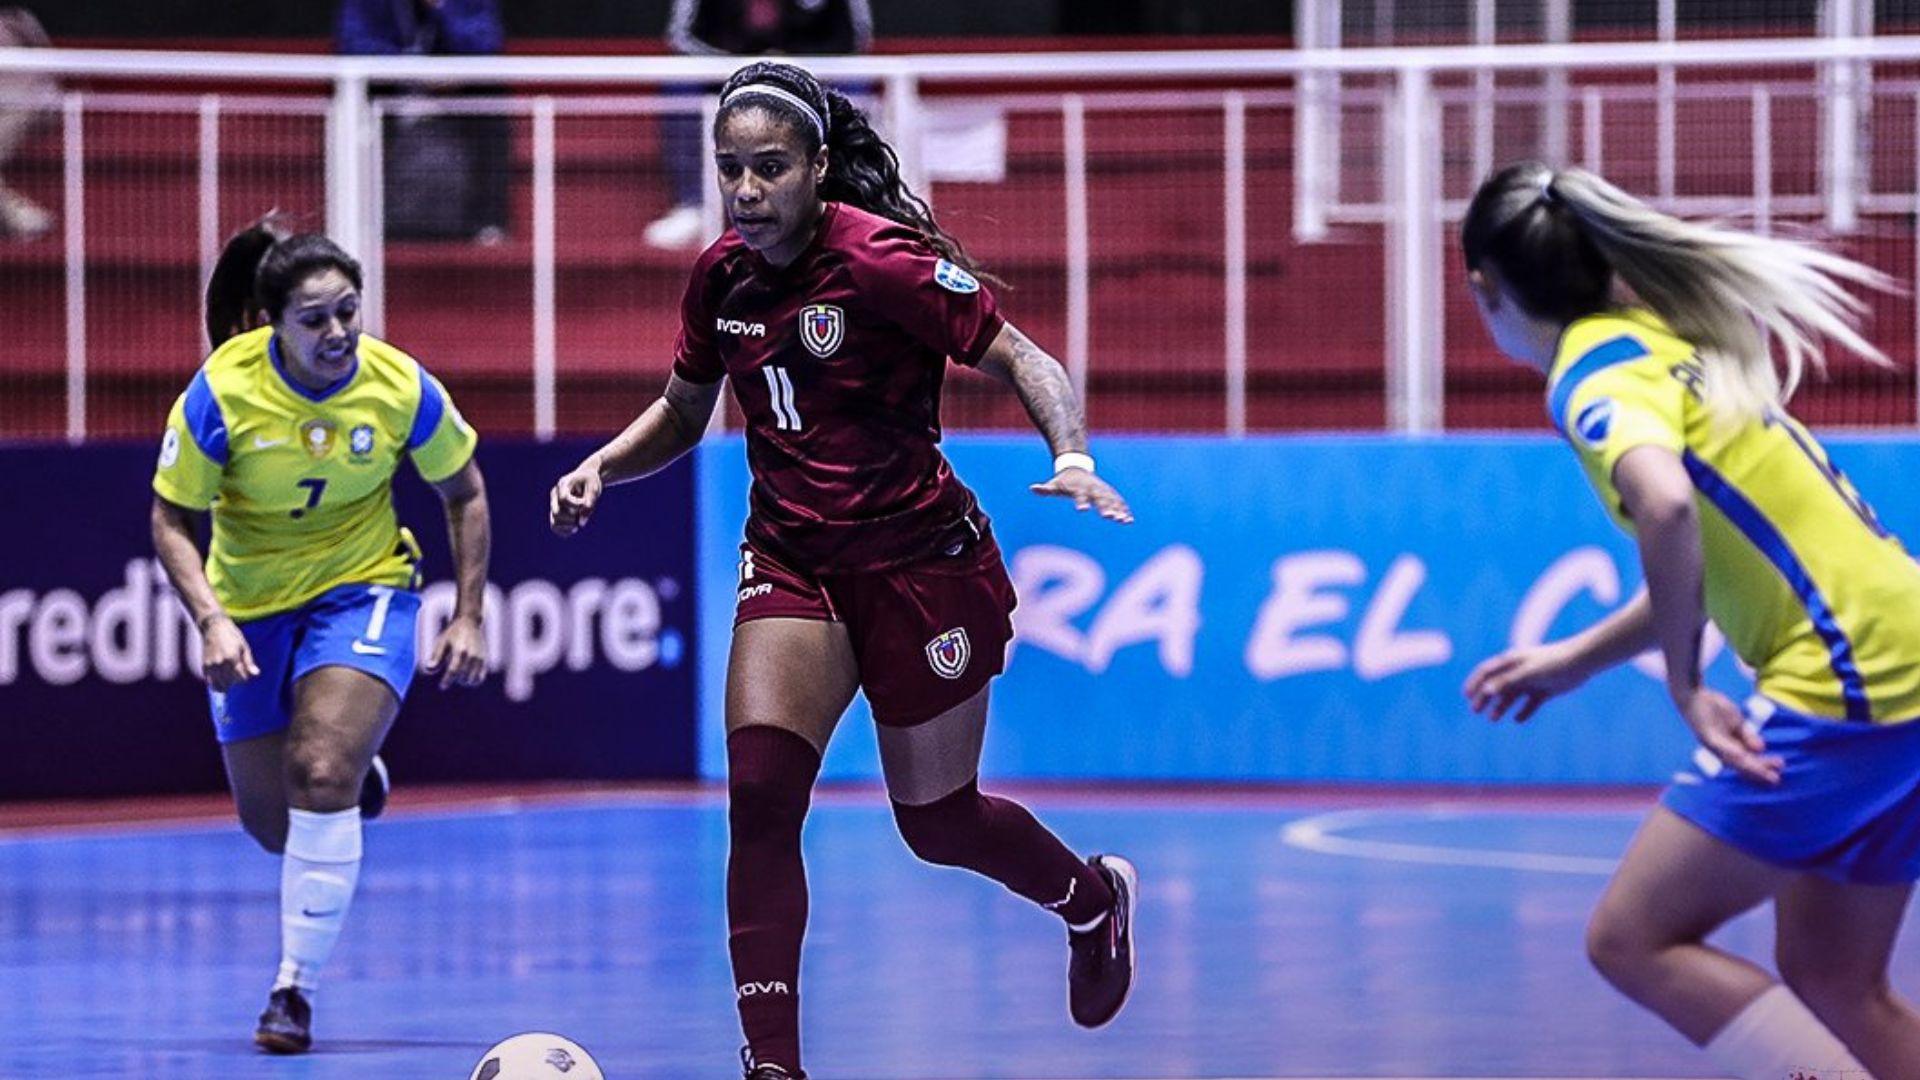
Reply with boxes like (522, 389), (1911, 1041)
(1677, 687), (1782, 785)
(425, 613), (487, 689)
(1031, 467), (1133, 524)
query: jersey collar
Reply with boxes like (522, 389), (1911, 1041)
(269, 335), (360, 402)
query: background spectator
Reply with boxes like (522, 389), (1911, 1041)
(337, 0), (510, 242)
(644, 0), (872, 250)
(0, 6), (54, 241)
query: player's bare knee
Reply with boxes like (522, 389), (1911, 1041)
(283, 752), (359, 810)
(1583, 907), (1648, 985)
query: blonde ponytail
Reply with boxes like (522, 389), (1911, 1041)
(1549, 168), (1892, 420)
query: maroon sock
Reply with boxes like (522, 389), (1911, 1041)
(727, 725), (821, 1074)
(891, 779), (1114, 926)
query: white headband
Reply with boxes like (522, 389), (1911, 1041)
(721, 83), (827, 142)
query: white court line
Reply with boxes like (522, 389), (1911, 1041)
(0, 787), (726, 844)
(1281, 806), (1621, 876)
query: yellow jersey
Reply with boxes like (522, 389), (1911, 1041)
(1548, 309), (1920, 723)
(152, 327), (478, 621)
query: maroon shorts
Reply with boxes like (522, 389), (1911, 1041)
(732, 527), (1018, 727)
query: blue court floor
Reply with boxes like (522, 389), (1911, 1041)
(2, 787), (1914, 1079)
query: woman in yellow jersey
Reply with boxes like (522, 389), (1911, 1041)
(151, 221), (492, 1055)
(1459, 162), (1920, 1079)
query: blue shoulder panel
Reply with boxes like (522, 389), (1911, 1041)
(407, 363), (446, 451)
(1547, 336), (1650, 434)
(181, 370), (230, 465)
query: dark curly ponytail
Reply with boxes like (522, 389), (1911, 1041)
(715, 60), (982, 274)
(204, 215), (291, 348)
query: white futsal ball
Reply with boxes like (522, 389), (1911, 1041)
(468, 1032), (606, 1080)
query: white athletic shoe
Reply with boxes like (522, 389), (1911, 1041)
(643, 203), (706, 250)
(0, 187), (52, 240)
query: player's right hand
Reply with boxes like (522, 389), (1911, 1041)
(550, 463), (603, 537)
(1463, 642), (1587, 723)
(199, 614), (260, 691)
(1678, 687), (1782, 785)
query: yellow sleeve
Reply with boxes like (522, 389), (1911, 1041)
(1562, 362), (1687, 481)
(408, 369), (479, 483)
(151, 383), (225, 510)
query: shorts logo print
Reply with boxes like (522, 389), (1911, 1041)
(926, 627), (971, 679)
(799, 303), (845, 359)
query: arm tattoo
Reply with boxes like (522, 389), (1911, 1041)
(1007, 331), (1088, 456)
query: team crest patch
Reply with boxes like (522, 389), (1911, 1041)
(1573, 397), (1615, 448)
(933, 258), (979, 294)
(925, 628), (971, 680)
(349, 424), (376, 457)
(799, 303), (845, 359)
(300, 418), (338, 458)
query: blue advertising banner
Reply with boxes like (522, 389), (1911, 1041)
(0, 440), (697, 800)
(697, 434), (1920, 785)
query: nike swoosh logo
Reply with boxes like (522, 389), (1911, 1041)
(349, 640), (387, 655)
(253, 436), (288, 448)
(300, 907), (341, 918)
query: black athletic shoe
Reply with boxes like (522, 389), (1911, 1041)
(359, 754), (390, 821)
(253, 986), (312, 1054)
(1067, 853), (1138, 1028)
(740, 1045), (806, 1079)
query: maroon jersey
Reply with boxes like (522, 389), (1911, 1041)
(673, 202), (1007, 573)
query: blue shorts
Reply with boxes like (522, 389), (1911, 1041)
(210, 582), (422, 744)
(1661, 697), (1920, 885)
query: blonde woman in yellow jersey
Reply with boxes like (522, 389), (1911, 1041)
(151, 222), (492, 1055)
(1458, 161), (1920, 1079)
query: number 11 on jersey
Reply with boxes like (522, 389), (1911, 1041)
(763, 366), (803, 431)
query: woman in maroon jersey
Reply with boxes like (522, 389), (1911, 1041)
(549, 60), (1136, 1080)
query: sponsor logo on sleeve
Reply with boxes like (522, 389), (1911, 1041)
(933, 258), (980, 294)
(158, 428), (181, 469)
(1573, 397), (1615, 448)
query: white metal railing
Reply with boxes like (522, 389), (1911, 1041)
(6, 39), (1920, 439)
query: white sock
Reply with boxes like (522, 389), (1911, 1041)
(1704, 984), (1873, 1080)
(274, 807), (363, 994)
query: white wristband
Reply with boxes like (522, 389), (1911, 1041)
(1053, 451), (1095, 475)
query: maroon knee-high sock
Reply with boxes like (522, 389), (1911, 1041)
(891, 780), (1114, 927)
(727, 725), (821, 1073)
